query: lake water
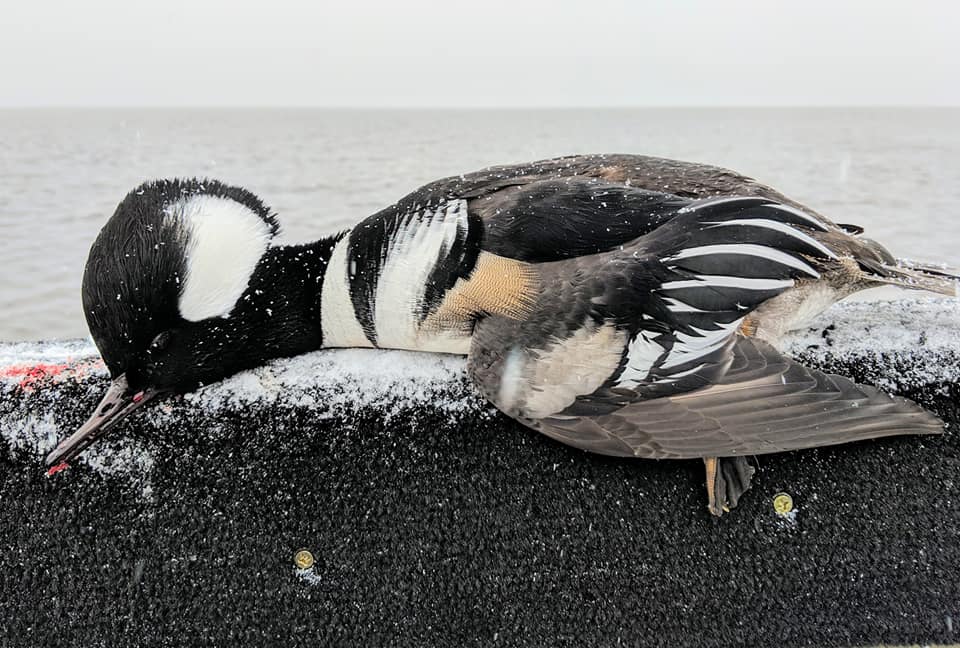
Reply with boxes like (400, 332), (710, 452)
(1, 108), (957, 341)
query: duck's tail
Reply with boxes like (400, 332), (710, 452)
(854, 241), (959, 297)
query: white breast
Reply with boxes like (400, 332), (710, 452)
(320, 235), (374, 348)
(373, 200), (469, 351)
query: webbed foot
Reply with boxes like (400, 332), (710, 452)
(703, 455), (756, 517)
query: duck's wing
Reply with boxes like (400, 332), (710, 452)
(358, 153), (835, 263)
(345, 156), (847, 340)
(345, 176), (693, 342)
(530, 336), (944, 459)
(468, 177), (690, 262)
(347, 162), (726, 347)
(466, 196), (943, 459)
(401, 153), (813, 210)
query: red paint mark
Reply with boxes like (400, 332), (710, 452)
(132, 391), (145, 403)
(46, 461), (70, 477)
(0, 359), (105, 392)
(0, 363), (70, 390)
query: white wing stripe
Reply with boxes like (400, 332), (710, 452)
(704, 218), (838, 259)
(665, 243), (820, 278)
(616, 331), (666, 387)
(661, 276), (795, 291)
(659, 318), (743, 370)
(661, 297), (707, 313)
(762, 203), (829, 231)
(676, 196), (765, 214)
(659, 362), (707, 380)
(677, 197), (829, 233)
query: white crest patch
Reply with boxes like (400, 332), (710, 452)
(166, 195), (272, 321)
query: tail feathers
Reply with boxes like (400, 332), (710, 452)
(896, 258), (960, 279)
(858, 257), (959, 297)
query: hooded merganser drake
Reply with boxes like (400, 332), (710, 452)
(45, 154), (956, 516)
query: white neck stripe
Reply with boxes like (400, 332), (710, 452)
(320, 235), (373, 348)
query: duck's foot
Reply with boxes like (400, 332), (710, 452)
(703, 456), (756, 517)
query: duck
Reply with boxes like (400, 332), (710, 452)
(45, 153), (957, 516)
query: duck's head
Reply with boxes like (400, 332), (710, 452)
(45, 179), (333, 468)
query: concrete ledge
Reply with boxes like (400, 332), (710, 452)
(1, 298), (959, 647)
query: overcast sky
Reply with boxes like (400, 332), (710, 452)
(1, 0), (957, 107)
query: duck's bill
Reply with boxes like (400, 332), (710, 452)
(44, 373), (163, 468)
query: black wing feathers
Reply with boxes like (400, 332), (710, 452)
(475, 179), (688, 262)
(652, 197), (834, 322)
(602, 197), (837, 392)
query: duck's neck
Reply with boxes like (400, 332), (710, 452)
(317, 228), (378, 349)
(236, 235), (342, 358)
(315, 226), (473, 354)
(246, 216), (480, 356)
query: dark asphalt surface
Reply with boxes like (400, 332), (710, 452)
(1, 347), (959, 647)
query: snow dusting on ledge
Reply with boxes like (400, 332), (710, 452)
(2, 297), (956, 396)
(0, 297), (957, 483)
(183, 347), (482, 417)
(781, 297), (960, 389)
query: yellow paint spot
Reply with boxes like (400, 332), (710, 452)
(773, 492), (794, 515)
(294, 549), (315, 570)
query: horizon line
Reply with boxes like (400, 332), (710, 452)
(1, 104), (958, 111)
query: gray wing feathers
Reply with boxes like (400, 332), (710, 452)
(536, 337), (943, 459)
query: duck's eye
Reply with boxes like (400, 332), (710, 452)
(149, 331), (172, 352)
